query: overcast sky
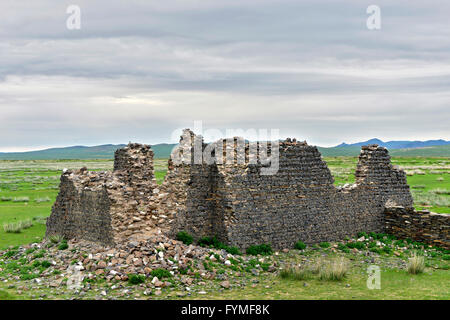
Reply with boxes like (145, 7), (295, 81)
(1, 0), (449, 151)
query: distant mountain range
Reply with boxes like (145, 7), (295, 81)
(0, 139), (449, 160)
(335, 139), (450, 149)
(0, 143), (176, 160)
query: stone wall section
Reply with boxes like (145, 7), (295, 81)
(385, 206), (449, 249)
(46, 143), (164, 245)
(169, 132), (415, 249)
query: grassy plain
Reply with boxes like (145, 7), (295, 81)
(0, 157), (448, 251)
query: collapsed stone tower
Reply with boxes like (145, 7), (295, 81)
(46, 143), (167, 245)
(46, 130), (417, 249)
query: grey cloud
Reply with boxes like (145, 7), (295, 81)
(0, 0), (449, 150)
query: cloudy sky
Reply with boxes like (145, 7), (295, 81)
(1, 0), (449, 151)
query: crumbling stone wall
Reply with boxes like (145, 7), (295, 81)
(169, 131), (414, 249)
(385, 206), (449, 249)
(47, 129), (426, 250)
(46, 143), (164, 245)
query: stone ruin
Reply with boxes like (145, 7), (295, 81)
(46, 129), (449, 250)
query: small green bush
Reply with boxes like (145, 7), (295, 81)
(128, 274), (146, 285)
(346, 241), (365, 250)
(33, 251), (45, 259)
(226, 246), (241, 255)
(151, 268), (172, 279)
(319, 242), (330, 248)
(197, 236), (241, 255)
(58, 240), (68, 250)
(337, 243), (350, 253)
(41, 260), (51, 268)
(382, 246), (392, 254)
(4, 250), (18, 258)
(357, 232), (368, 238)
(294, 241), (306, 250)
(176, 231), (193, 245)
(246, 244), (273, 256)
(25, 248), (36, 255)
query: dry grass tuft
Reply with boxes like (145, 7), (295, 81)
(407, 253), (425, 275)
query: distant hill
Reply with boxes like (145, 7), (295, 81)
(0, 141), (449, 160)
(0, 143), (177, 160)
(319, 145), (450, 157)
(336, 139), (450, 149)
(389, 145), (450, 157)
(318, 146), (362, 157)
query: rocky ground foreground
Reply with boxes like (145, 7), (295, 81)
(0, 232), (448, 300)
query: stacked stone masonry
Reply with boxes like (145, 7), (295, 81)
(385, 206), (449, 249)
(46, 129), (447, 250)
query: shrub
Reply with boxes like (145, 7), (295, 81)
(58, 240), (68, 250)
(294, 241), (306, 250)
(357, 232), (368, 238)
(382, 246), (392, 254)
(35, 197), (51, 203)
(197, 236), (219, 247)
(33, 216), (47, 224)
(4, 250), (18, 258)
(319, 242), (331, 248)
(407, 253), (425, 274)
(279, 267), (312, 281)
(151, 268), (172, 279)
(176, 231), (193, 245)
(41, 260), (52, 268)
(20, 273), (39, 281)
(2, 219), (33, 233)
(318, 257), (349, 281)
(128, 274), (146, 285)
(197, 236), (241, 255)
(3, 222), (22, 233)
(33, 251), (45, 259)
(246, 244), (273, 256)
(25, 248), (36, 255)
(21, 219), (33, 229)
(394, 239), (406, 247)
(346, 241), (365, 250)
(49, 234), (64, 244)
(13, 197), (29, 203)
(337, 243), (350, 253)
(226, 246), (241, 255)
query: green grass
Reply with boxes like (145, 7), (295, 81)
(0, 289), (17, 300)
(187, 268), (449, 300)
